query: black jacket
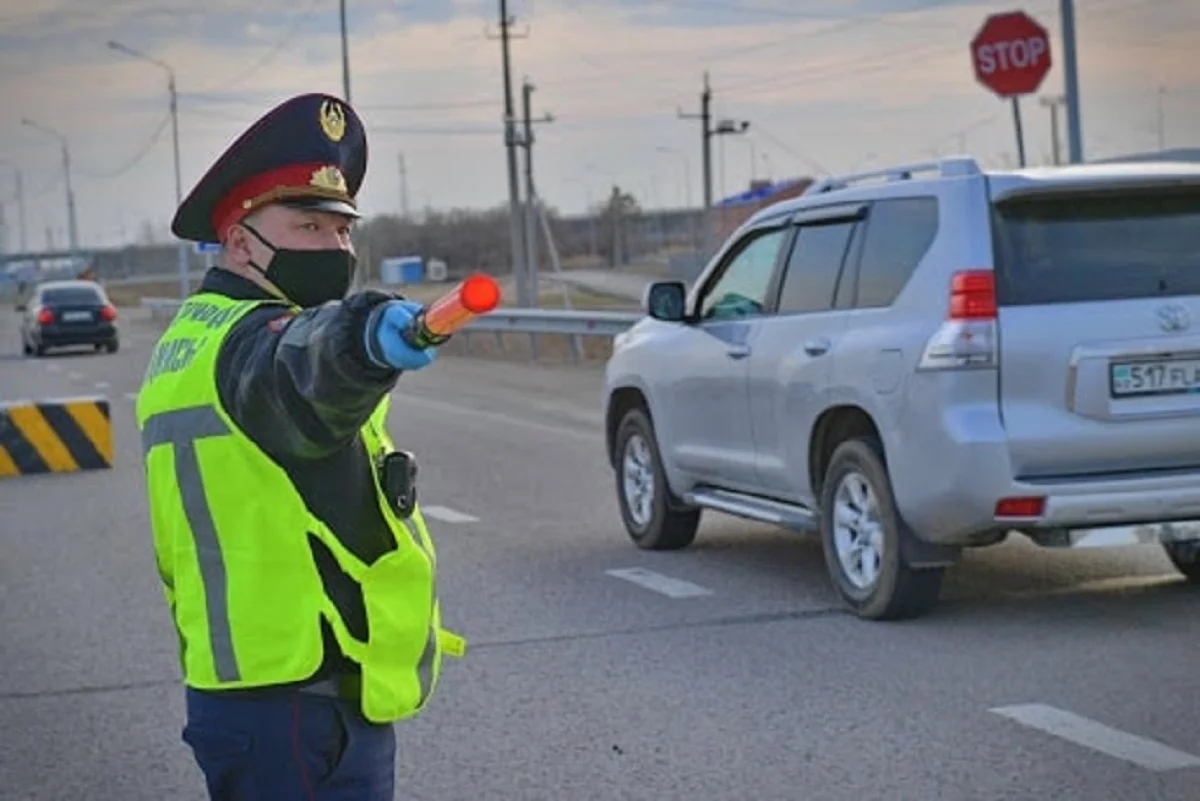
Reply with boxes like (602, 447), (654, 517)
(201, 268), (402, 684)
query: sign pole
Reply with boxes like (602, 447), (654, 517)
(970, 10), (1052, 167)
(1011, 97), (1027, 167)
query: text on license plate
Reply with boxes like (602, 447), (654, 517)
(1110, 358), (1200, 397)
(62, 311), (92, 322)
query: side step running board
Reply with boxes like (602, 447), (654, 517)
(684, 487), (819, 532)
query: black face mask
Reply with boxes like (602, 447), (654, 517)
(242, 224), (355, 308)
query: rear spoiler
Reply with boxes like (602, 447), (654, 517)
(991, 171), (1200, 205)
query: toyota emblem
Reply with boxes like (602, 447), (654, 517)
(1157, 304), (1191, 332)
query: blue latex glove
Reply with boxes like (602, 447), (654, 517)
(364, 299), (438, 371)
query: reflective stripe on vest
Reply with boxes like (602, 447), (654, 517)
(135, 291), (465, 722)
(140, 405), (239, 682)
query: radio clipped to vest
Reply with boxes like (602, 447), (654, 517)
(380, 450), (418, 518)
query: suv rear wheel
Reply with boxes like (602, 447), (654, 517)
(819, 437), (945, 620)
(614, 407), (701, 550)
(1163, 540), (1200, 582)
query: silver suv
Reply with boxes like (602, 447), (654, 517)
(602, 156), (1200, 621)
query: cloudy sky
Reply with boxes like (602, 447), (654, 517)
(0, 0), (1196, 251)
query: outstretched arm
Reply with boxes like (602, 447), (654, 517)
(214, 290), (421, 461)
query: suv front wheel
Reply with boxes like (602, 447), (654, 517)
(614, 407), (701, 550)
(819, 437), (945, 620)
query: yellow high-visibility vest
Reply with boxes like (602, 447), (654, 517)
(135, 291), (464, 724)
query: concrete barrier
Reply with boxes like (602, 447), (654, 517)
(0, 396), (114, 478)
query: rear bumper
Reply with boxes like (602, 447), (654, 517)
(889, 404), (1200, 547)
(34, 324), (117, 347)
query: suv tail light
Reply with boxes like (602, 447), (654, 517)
(37, 308), (54, 326)
(918, 269), (999, 371)
(995, 496), (1045, 518)
(99, 304), (118, 322)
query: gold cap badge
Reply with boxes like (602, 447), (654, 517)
(319, 100), (346, 142)
(309, 165), (348, 193)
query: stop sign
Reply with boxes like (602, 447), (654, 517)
(971, 11), (1053, 97)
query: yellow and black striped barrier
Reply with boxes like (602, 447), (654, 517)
(0, 396), (114, 478)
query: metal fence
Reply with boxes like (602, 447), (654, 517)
(140, 298), (644, 363)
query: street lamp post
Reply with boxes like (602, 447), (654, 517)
(656, 145), (695, 254)
(21, 118), (78, 255)
(655, 146), (692, 209)
(0, 160), (28, 252)
(108, 39), (189, 300)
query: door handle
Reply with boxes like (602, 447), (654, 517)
(726, 344), (750, 359)
(803, 337), (831, 357)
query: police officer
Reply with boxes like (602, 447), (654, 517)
(135, 93), (464, 800)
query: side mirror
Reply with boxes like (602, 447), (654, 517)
(642, 280), (688, 322)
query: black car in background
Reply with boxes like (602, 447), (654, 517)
(19, 280), (120, 357)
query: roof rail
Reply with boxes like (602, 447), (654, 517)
(805, 155), (982, 195)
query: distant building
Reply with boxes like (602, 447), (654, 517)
(707, 177), (815, 247)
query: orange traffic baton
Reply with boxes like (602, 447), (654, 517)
(402, 272), (502, 349)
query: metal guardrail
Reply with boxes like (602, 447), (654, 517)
(139, 297), (644, 362)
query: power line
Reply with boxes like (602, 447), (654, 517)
(189, 0), (323, 94)
(76, 111), (173, 181)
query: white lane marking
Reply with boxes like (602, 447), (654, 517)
(46, 364), (61, 373)
(68, 371), (82, 380)
(95, 381), (110, 389)
(605, 567), (713, 599)
(421, 505), (480, 524)
(990, 704), (1200, 772)
(124, 392), (138, 401)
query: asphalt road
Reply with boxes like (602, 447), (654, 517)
(2, 307), (1199, 801)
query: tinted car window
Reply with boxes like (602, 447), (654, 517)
(854, 196), (938, 308)
(993, 188), (1200, 305)
(42, 287), (103, 305)
(776, 220), (856, 314)
(701, 227), (789, 320)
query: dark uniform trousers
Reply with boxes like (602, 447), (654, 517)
(184, 683), (395, 801)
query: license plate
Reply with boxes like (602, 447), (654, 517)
(62, 311), (92, 323)
(1110, 358), (1200, 398)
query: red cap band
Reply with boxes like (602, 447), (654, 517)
(211, 162), (354, 242)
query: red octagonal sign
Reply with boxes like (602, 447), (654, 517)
(971, 10), (1053, 98)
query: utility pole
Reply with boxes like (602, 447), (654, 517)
(1156, 85), (1167, 151)
(15, 168), (25, 252)
(339, 0), (352, 103)
(487, 0), (530, 305)
(61, 141), (78, 255)
(1039, 94), (1066, 165)
(520, 77), (554, 306)
(1059, 0), (1083, 163)
(0, 162), (27, 252)
(677, 72), (713, 209)
(398, 152), (409, 217)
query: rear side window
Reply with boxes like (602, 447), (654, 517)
(853, 197), (938, 308)
(43, 287), (103, 305)
(992, 187), (1200, 305)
